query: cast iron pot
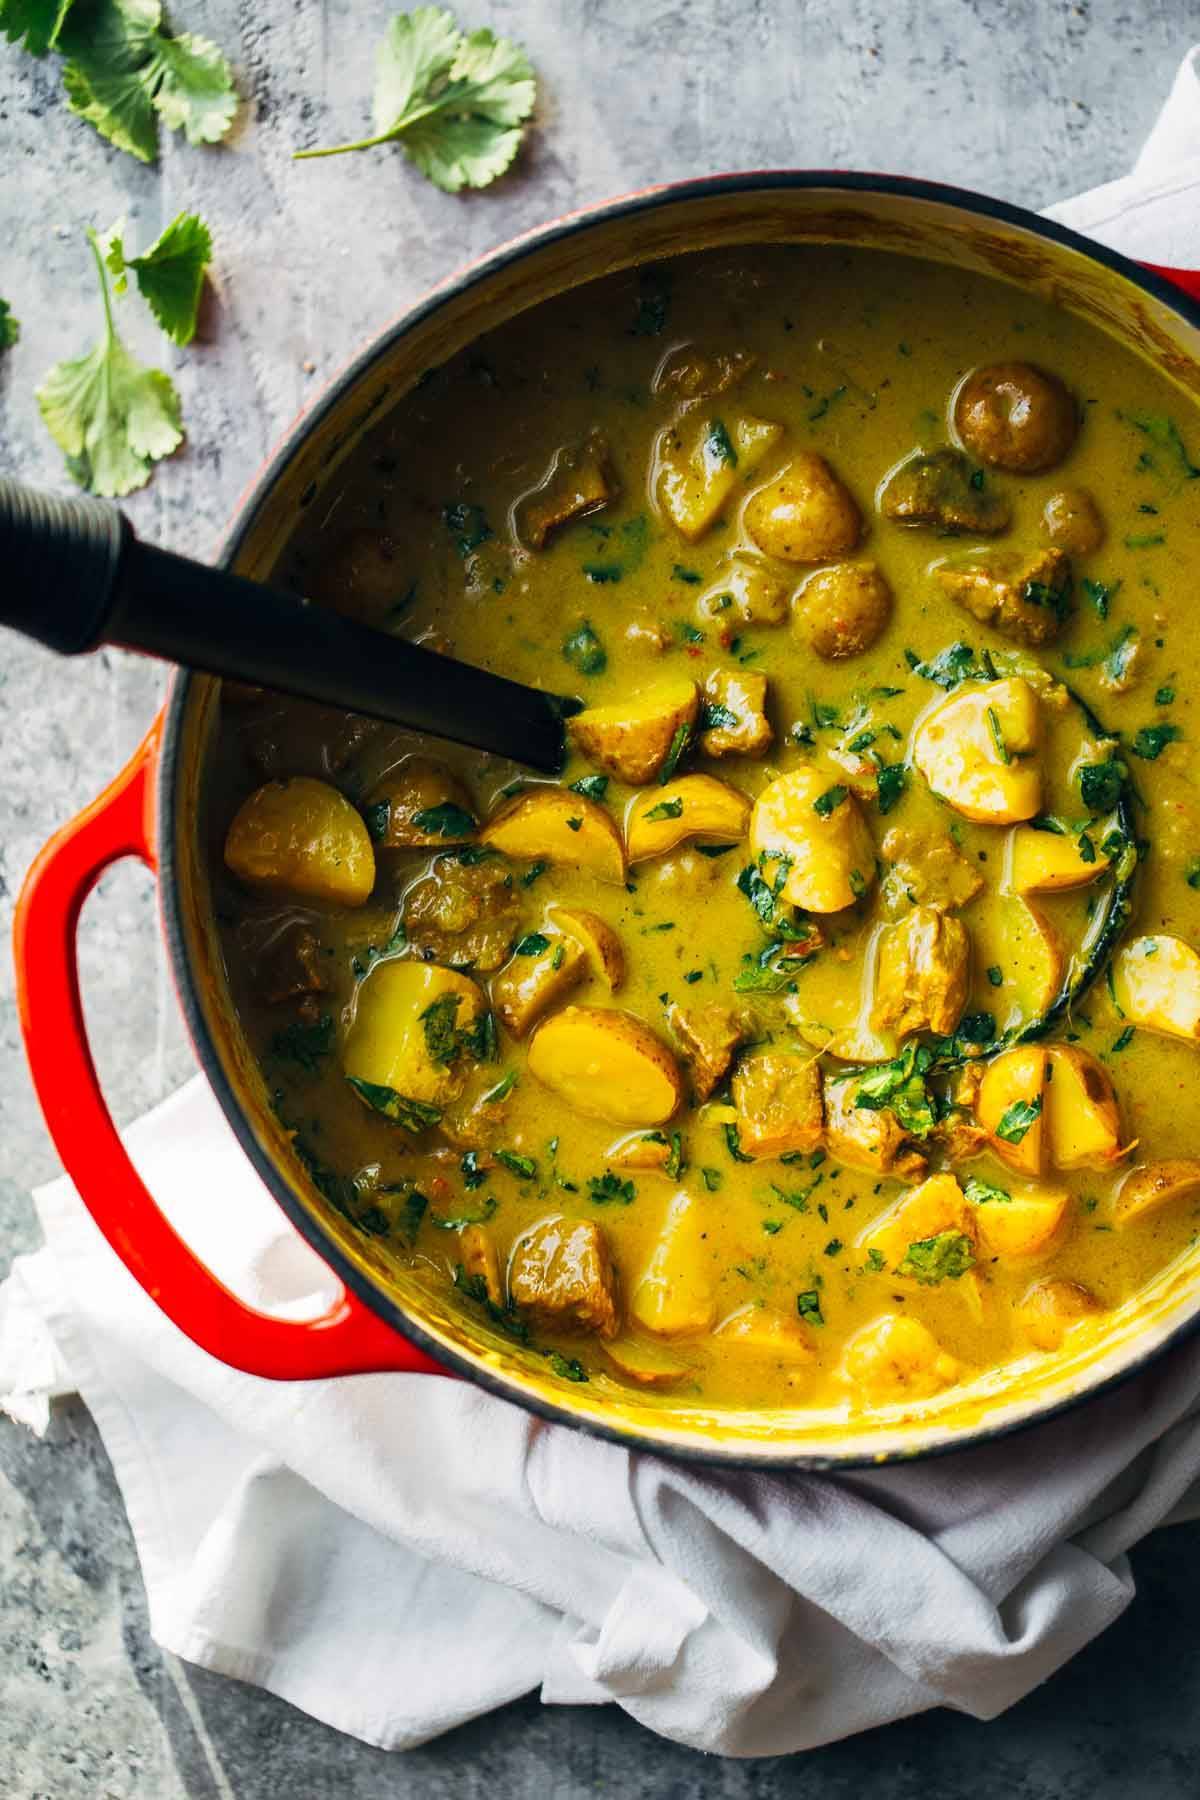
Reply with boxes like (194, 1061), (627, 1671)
(15, 175), (1200, 1468)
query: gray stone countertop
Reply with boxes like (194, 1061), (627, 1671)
(3, 2), (1200, 1793)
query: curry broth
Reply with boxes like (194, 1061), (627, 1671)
(210, 244), (1200, 1415)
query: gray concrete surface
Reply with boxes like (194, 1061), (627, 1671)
(2, 1), (1200, 1793)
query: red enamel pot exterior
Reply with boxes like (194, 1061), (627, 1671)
(14, 174), (1200, 1467)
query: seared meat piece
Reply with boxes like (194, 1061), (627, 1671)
(508, 1216), (620, 1338)
(934, 545), (1072, 647)
(873, 905), (970, 1038)
(256, 922), (328, 1012)
(879, 447), (1011, 535)
(823, 1073), (927, 1181)
(670, 1002), (747, 1102)
(404, 855), (522, 973)
(731, 1051), (824, 1159)
(514, 430), (617, 548)
(699, 668), (772, 758)
(880, 826), (985, 913)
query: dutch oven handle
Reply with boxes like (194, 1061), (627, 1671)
(1144, 262), (1200, 303)
(13, 718), (444, 1381)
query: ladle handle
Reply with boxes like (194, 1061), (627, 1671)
(0, 477), (572, 772)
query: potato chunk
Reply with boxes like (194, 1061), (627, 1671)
(975, 1046), (1048, 1176)
(490, 932), (587, 1038)
(713, 1306), (816, 1365)
(513, 430), (617, 548)
(697, 556), (789, 626)
(743, 452), (861, 563)
(670, 1002), (747, 1102)
(968, 898), (1063, 1032)
(600, 1334), (692, 1387)
(1016, 1278), (1101, 1350)
(731, 1051), (823, 1159)
(861, 1173), (976, 1278)
(626, 774), (751, 864)
(1112, 935), (1200, 1042)
(880, 826), (984, 913)
(700, 668), (772, 758)
(1042, 488), (1105, 554)
(549, 907), (625, 990)
(967, 1177), (1070, 1259)
(878, 446), (1011, 535)
(224, 777), (375, 907)
(655, 409), (785, 542)
(1045, 1047), (1125, 1170)
(509, 1216), (619, 1338)
(568, 675), (700, 785)
(1113, 1159), (1200, 1227)
(1007, 823), (1110, 893)
(481, 788), (625, 885)
(934, 546), (1072, 648)
(629, 1191), (716, 1336)
(823, 1072), (928, 1181)
(954, 361), (1078, 472)
(872, 905), (969, 1038)
(840, 1313), (960, 1401)
(749, 766), (877, 912)
(344, 962), (489, 1113)
(364, 756), (476, 849)
(527, 1006), (684, 1125)
(792, 562), (893, 661)
(912, 677), (1042, 824)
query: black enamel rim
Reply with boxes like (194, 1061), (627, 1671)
(158, 170), (1200, 1471)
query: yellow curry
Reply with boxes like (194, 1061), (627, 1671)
(209, 244), (1200, 1416)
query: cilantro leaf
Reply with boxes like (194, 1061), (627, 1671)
(57, 0), (237, 164)
(103, 210), (211, 345)
(898, 1230), (975, 1285)
(1131, 722), (1181, 761)
(1078, 758), (1126, 813)
(854, 1042), (938, 1138)
(0, 298), (19, 350)
(995, 1096), (1042, 1144)
(295, 6), (536, 193)
(36, 228), (183, 497)
(0, 0), (72, 54)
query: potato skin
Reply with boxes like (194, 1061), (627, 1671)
(527, 1005), (684, 1125)
(568, 678), (699, 786)
(1042, 487), (1105, 554)
(224, 777), (375, 907)
(743, 453), (862, 563)
(953, 362), (1078, 472)
(793, 561), (893, 661)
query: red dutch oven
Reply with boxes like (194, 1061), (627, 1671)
(14, 175), (1200, 1468)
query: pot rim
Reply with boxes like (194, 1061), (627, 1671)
(158, 169), (1200, 1470)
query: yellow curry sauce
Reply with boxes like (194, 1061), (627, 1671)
(209, 244), (1200, 1416)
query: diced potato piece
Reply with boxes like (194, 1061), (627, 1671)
(968, 899), (1063, 1033)
(823, 1072), (928, 1181)
(912, 678), (1042, 825)
(792, 562), (893, 661)
(1113, 1159), (1200, 1227)
(606, 1131), (673, 1173)
(880, 826), (984, 912)
(840, 1313), (960, 1401)
(629, 1191), (716, 1336)
(508, 1216), (619, 1338)
(513, 430), (617, 548)
(364, 756), (476, 849)
(1007, 824), (1109, 893)
(655, 409), (785, 542)
(224, 777), (375, 907)
(1045, 1046), (1125, 1170)
(1016, 1279), (1101, 1350)
(700, 668), (773, 758)
(652, 345), (755, 400)
(671, 1002), (747, 1102)
(697, 556), (789, 626)
(344, 961), (488, 1109)
(569, 676), (700, 785)
(459, 1223), (503, 1305)
(1112, 935), (1200, 1042)
(600, 1334), (692, 1387)
(872, 905), (970, 1037)
(549, 907), (626, 990)
(481, 788), (625, 885)
(743, 452), (862, 563)
(626, 774), (751, 864)
(713, 1306), (816, 1364)
(967, 1180), (1070, 1259)
(975, 1046), (1048, 1176)
(527, 1006), (684, 1125)
(749, 766), (877, 912)
(490, 932), (587, 1038)
(731, 1051), (823, 1159)
(861, 1173), (975, 1275)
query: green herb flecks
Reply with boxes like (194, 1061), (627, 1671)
(562, 620), (607, 676)
(897, 1230), (976, 1285)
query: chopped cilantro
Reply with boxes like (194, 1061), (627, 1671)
(963, 1176), (1011, 1205)
(659, 722), (692, 783)
(995, 1096), (1042, 1143)
(411, 801), (475, 838)
(703, 418), (737, 469)
(587, 1172), (635, 1205)
(346, 1077), (442, 1134)
(562, 620), (607, 676)
(898, 1230), (975, 1285)
(269, 1012), (334, 1073)
(875, 763), (907, 814)
(496, 1149), (537, 1181)
(644, 796), (684, 822)
(569, 774), (609, 800)
(548, 1351), (588, 1382)
(796, 1290), (825, 1326)
(1131, 723), (1181, 760)
(812, 783), (848, 818)
(513, 932), (551, 956)
(1078, 760), (1126, 812)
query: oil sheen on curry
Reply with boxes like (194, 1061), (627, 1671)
(211, 245), (1200, 1417)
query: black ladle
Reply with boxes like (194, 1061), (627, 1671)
(0, 478), (578, 772)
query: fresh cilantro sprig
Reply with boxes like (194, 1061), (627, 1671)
(0, 298), (19, 350)
(295, 6), (536, 193)
(2, 0), (237, 163)
(103, 211), (212, 345)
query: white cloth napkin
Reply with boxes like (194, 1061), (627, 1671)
(5, 50), (1200, 1756)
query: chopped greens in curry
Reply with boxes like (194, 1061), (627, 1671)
(211, 245), (1200, 1417)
